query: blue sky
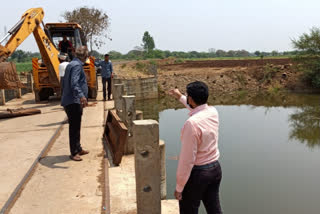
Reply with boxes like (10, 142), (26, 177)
(0, 0), (319, 54)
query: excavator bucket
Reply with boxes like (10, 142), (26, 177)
(0, 62), (25, 89)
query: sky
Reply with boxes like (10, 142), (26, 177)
(0, 0), (319, 54)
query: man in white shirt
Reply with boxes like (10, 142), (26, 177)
(59, 54), (69, 96)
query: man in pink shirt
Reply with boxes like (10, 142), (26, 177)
(169, 81), (222, 214)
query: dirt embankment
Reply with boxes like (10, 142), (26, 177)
(114, 58), (313, 97)
(157, 58), (312, 96)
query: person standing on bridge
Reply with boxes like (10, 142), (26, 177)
(61, 46), (90, 161)
(95, 54), (113, 101)
(168, 81), (223, 214)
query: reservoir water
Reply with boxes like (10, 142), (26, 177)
(136, 92), (320, 214)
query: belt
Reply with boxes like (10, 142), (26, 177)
(193, 160), (218, 170)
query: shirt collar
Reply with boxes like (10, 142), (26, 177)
(188, 103), (208, 116)
(74, 57), (84, 65)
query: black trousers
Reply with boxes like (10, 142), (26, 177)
(179, 161), (222, 214)
(102, 77), (112, 100)
(64, 103), (83, 156)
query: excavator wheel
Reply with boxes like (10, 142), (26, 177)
(34, 88), (54, 102)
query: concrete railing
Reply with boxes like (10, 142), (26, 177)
(110, 83), (167, 212)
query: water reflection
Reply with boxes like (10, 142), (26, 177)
(289, 106), (320, 148)
(136, 92), (320, 148)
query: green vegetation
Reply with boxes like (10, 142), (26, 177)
(142, 31), (155, 53)
(235, 73), (247, 86)
(236, 90), (248, 99)
(267, 83), (281, 94)
(135, 62), (147, 72)
(15, 62), (32, 72)
(174, 58), (185, 64)
(292, 27), (320, 88)
(9, 50), (40, 63)
(260, 64), (279, 83)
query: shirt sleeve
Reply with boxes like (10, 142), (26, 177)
(176, 120), (199, 192)
(179, 95), (192, 111)
(70, 64), (85, 99)
(110, 62), (113, 73)
(94, 61), (100, 67)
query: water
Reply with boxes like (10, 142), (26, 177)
(136, 92), (320, 214)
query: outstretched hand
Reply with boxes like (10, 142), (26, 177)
(80, 97), (88, 108)
(168, 88), (182, 100)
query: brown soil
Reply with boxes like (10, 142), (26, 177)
(114, 58), (312, 96)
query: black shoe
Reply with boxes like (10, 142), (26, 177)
(103, 98), (106, 101)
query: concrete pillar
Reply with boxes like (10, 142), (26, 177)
(0, 89), (5, 105)
(159, 140), (167, 200)
(133, 120), (161, 214)
(15, 75), (22, 98)
(136, 110), (143, 120)
(122, 95), (136, 155)
(15, 88), (21, 98)
(112, 77), (122, 99)
(113, 84), (124, 114)
(27, 73), (34, 93)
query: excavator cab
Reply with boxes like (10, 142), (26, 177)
(45, 23), (86, 61)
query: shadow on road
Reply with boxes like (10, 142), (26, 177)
(38, 121), (66, 127)
(39, 155), (70, 169)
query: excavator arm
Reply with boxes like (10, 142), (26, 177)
(0, 7), (60, 89)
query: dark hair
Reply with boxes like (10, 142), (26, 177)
(105, 54), (109, 57)
(186, 81), (209, 105)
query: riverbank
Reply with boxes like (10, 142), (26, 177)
(114, 58), (316, 97)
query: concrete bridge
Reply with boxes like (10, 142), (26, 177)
(0, 76), (178, 214)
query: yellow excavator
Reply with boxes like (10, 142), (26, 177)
(0, 7), (97, 101)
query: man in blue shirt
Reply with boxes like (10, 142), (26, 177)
(95, 54), (113, 101)
(61, 46), (89, 161)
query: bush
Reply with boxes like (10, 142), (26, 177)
(292, 27), (320, 88)
(135, 62), (147, 72)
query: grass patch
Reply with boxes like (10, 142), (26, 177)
(174, 58), (185, 64)
(182, 56), (294, 61)
(260, 64), (278, 83)
(15, 62), (32, 73)
(235, 73), (247, 86)
(237, 90), (248, 99)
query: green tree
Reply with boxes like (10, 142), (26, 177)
(89, 50), (102, 59)
(108, 51), (123, 59)
(62, 7), (110, 52)
(271, 50), (279, 56)
(142, 31), (155, 52)
(292, 27), (320, 88)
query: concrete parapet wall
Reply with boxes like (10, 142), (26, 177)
(1, 73), (32, 104)
(114, 76), (158, 100)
